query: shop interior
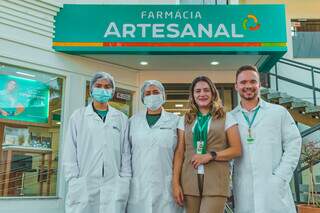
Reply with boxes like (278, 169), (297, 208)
(0, 64), (135, 197)
(0, 65), (62, 197)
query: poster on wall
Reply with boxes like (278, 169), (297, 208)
(109, 101), (130, 116)
(0, 74), (50, 124)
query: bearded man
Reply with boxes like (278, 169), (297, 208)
(229, 65), (301, 213)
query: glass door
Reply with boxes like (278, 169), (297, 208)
(163, 83), (237, 116)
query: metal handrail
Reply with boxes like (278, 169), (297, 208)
(279, 58), (320, 73)
(271, 57), (320, 106)
(297, 161), (320, 174)
(268, 57), (320, 203)
(269, 73), (320, 92)
(301, 123), (320, 138)
(225, 204), (233, 213)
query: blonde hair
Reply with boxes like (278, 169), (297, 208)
(185, 76), (225, 124)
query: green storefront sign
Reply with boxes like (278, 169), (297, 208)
(53, 4), (287, 54)
(0, 73), (49, 124)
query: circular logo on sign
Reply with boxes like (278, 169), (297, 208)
(243, 14), (260, 31)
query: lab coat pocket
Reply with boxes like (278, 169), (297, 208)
(269, 175), (288, 210)
(100, 177), (116, 213)
(66, 177), (88, 206)
(271, 175), (286, 198)
(158, 127), (177, 149)
(116, 176), (130, 202)
(100, 177), (117, 206)
(128, 177), (141, 204)
(114, 176), (131, 212)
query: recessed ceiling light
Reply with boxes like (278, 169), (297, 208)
(210, 61), (219, 65)
(173, 112), (181, 115)
(175, 104), (184, 108)
(140, 61), (148, 66)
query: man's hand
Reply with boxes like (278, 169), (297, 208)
(191, 154), (213, 169)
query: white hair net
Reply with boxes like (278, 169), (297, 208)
(140, 80), (166, 103)
(90, 72), (116, 94)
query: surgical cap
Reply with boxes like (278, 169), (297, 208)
(90, 72), (116, 94)
(140, 80), (166, 103)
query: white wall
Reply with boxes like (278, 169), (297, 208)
(0, 1), (139, 212)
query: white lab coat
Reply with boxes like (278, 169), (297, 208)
(127, 109), (184, 213)
(230, 100), (302, 213)
(62, 104), (131, 213)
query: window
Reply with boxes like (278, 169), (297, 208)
(0, 64), (64, 197)
(291, 19), (320, 58)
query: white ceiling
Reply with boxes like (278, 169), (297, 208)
(81, 54), (268, 71)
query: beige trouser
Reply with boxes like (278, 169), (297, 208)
(184, 174), (227, 213)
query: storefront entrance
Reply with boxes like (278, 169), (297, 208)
(163, 83), (237, 115)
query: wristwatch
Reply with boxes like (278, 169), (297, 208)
(210, 151), (217, 161)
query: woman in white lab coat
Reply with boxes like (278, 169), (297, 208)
(62, 72), (131, 213)
(127, 80), (184, 213)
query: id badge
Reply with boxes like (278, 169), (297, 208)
(196, 141), (204, 154)
(198, 165), (204, 174)
(246, 136), (255, 144)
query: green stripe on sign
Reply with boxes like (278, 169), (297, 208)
(261, 42), (287, 47)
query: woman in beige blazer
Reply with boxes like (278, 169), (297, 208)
(172, 76), (242, 213)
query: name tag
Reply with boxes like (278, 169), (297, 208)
(196, 141), (205, 174)
(198, 165), (205, 174)
(196, 141), (204, 154)
(159, 127), (173, 130)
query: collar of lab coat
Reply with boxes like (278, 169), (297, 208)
(143, 107), (173, 128)
(234, 98), (270, 128)
(85, 102), (118, 120)
(234, 98), (268, 113)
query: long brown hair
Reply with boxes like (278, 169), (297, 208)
(185, 76), (225, 124)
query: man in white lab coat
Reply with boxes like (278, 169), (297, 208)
(62, 72), (131, 213)
(230, 65), (302, 213)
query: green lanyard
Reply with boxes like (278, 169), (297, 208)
(241, 106), (260, 143)
(193, 114), (211, 154)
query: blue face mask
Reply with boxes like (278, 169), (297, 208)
(91, 88), (113, 103)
